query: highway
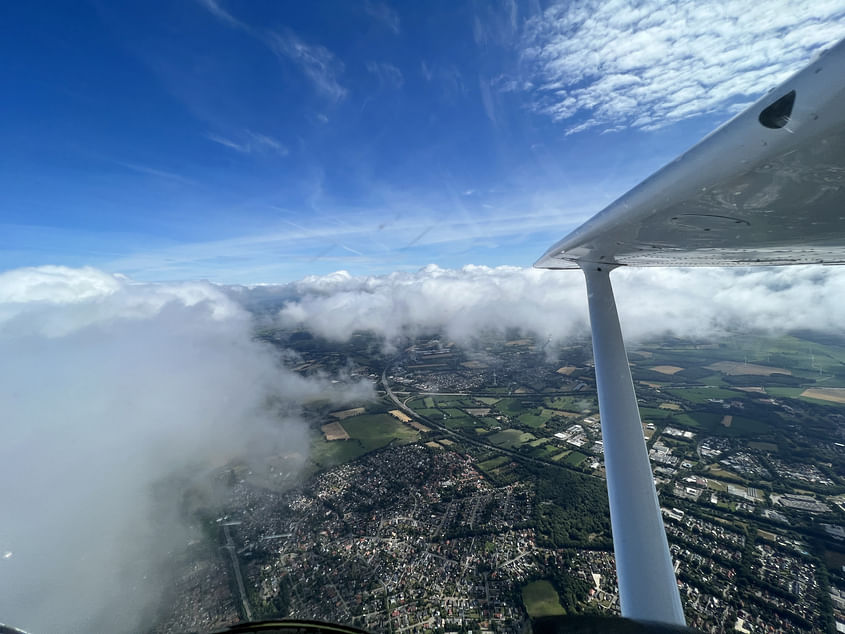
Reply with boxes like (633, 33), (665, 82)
(223, 523), (253, 622)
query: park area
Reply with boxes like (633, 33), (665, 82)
(521, 580), (565, 617)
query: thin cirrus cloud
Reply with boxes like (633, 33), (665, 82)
(112, 160), (197, 185)
(206, 130), (289, 156)
(267, 30), (348, 101)
(97, 201), (594, 283)
(366, 61), (404, 89)
(520, 0), (845, 134)
(364, 1), (401, 35)
(0, 265), (372, 633)
(197, 0), (347, 101)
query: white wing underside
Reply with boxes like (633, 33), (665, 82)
(536, 39), (845, 269)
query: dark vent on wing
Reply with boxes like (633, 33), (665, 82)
(759, 90), (796, 129)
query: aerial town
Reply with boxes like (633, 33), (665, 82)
(153, 329), (845, 633)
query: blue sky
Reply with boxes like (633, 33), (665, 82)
(2, 1), (843, 283)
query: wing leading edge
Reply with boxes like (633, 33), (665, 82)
(535, 38), (845, 269)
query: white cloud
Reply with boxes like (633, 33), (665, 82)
(207, 132), (248, 152)
(7, 262), (845, 631)
(421, 60), (433, 81)
(418, 62), (467, 99)
(206, 130), (289, 156)
(364, 1), (401, 35)
(268, 31), (348, 101)
(272, 265), (584, 347)
(479, 76), (498, 124)
(0, 266), (370, 633)
(259, 264), (845, 349)
(97, 191), (596, 283)
(521, 0), (845, 133)
(196, 0), (245, 29)
(197, 0), (347, 101)
(366, 61), (404, 89)
(472, 0), (520, 48)
(112, 160), (195, 184)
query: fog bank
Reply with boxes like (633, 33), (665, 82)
(0, 266), (369, 633)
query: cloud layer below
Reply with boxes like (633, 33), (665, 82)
(256, 264), (845, 346)
(5, 262), (845, 632)
(0, 266), (368, 633)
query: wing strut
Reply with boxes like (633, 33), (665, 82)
(581, 263), (685, 625)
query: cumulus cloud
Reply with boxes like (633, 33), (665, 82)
(0, 266), (369, 633)
(252, 264), (845, 348)
(521, 0), (845, 133)
(268, 265), (587, 347)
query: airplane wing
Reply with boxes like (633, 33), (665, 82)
(536, 38), (845, 270)
(535, 37), (845, 628)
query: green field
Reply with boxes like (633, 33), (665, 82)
(495, 398), (528, 417)
(698, 373), (729, 385)
(518, 408), (556, 428)
(423, 396), (435, 408)
(405, 397), (424, 409)
(522, 580), (565, 617)
(749, 441), (779, 452)
(435, 397), (478, 408)
(765, 387), (805, 398)
(440, 408), (477, 429)
(310, 438), (371, 469)
(664, 387), (744, 403)
(478, 456), (509, 471)
(564, 451), (588, 467)
(639, 407), (673, 420)
(684, 411), (771, 436)
(765, 386), (845, 405)
(673, 412), (704, 428)
(415, 407), (445, 420)
(489, 429), (536, 449)
(344, 414), (419, 447)
(310, 414), (419, 468)
(444, 419), (477, 430)
(534, 445), (561, 459)
(544, 396), (576, 410)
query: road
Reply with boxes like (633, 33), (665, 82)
(223, 523), (253, 621)
(381, 363), (601, 478)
